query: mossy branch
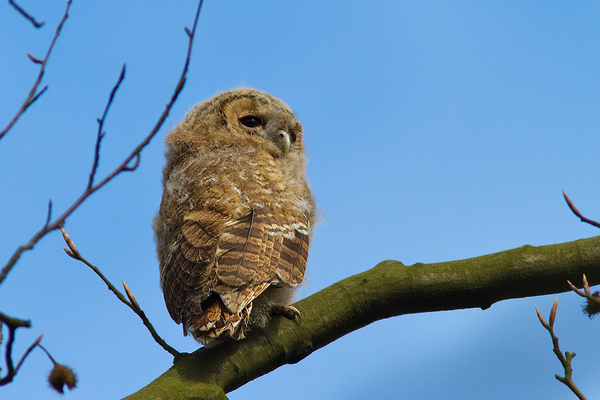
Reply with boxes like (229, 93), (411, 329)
(125, 236), (600, 400)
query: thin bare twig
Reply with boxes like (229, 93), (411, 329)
(0, 0), (72, 140)
(36, 342), (57, 365)
(0, 312), (35, 385)
(563, 190), (600, 229)
(43, 200), (52, 230)
(14, 334), (43, 373)
(535, 298), (587, 400)
(0, 0), (204, 285)
(8, 0), (45, 28)
(61, 229), (179, 357)
(88, 65), (126, 190)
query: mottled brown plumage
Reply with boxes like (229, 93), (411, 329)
(154, 88), (315, 344)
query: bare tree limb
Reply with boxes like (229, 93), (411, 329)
(0, 312), (35, 385)
(0, 0), (72, 140)
(43, 200), (52, 230)
(0, 0), (203, 389)
(88, 65), (126, 190)
(8, 0), (45, 28)
(13, 335), (42, 376)
(0, 0), (204, 285)
(60, 229), (180, 357)
(125, 235), (600, 400)
(536, 298), (587, 400)
(563, 190), (600, 229)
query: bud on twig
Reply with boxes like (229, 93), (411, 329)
(27, 53), (43, 64)
(582, 274), (591, 296)
(62, 248), (77, 259)
(122, 280), (140, 311)
(562, 190), (581, 217)
(60, 228), (80, 259)
(34, 333), (43, 346)
(567, 280), (583, 296)
(535, 306), (550, 330)
(549, 296), (558, 328)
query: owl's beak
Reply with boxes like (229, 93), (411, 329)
(275, 129), (291, 156)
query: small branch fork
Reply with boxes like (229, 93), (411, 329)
(61, 229), (179, 357)
(0, 0), (204, 286)
(88, 64), (126, 191)
(0, 312), (35, 385)
(535, 193), (600, 399)
(0, 0), (72, 140)
(535, 298), (587, 400)
(0, 318), (75, 393)
(562, 191), (600, 315)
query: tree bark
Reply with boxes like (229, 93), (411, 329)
(124, 236), (600, 400)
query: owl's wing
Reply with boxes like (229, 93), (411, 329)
(215, 208), (310, 298)
(160, 209), (225, 323)
(161, 207), (310, 341)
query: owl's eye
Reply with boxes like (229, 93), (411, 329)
(289, 132), (297, 143)
(238, 115), (264, 128)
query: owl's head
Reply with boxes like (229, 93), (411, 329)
(165, 88), (304, 170)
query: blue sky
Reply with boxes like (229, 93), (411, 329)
(2, 1), (600, 399)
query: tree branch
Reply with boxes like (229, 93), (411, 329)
(88, 64), (126, 190)
(125, 235), (600, 399)
(61, 229), (180, 357)
(535, 298), (587, 400)
(8, 0), (45, 28)
(563, 190), (600, 229)
(0, 312), (34, 385)
(0, 0), (204, 285)
(1, 0), (71, 140)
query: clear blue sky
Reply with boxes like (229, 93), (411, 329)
(2, 1), (600, 399)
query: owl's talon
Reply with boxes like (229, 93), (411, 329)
(271, 305), (301, 320)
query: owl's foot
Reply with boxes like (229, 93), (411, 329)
(271, 305), (300, 320)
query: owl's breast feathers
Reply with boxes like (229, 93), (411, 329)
(159, 156), (312, 343)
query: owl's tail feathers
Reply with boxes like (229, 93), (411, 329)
(187, 295), (251, 344)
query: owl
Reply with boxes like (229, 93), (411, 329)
(153, 88), (315, 345)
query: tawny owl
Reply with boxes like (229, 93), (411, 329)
(153, 88), (315, 345)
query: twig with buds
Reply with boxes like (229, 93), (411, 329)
(0, 0), (203, 286)
(61, 229), (180, 357)
(535, 297), (587, 400)
(88, 65), (126, 191)
(0, 0), (202, 389)
(567, 274), (600, 319)
(1, 0), (72, 140)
